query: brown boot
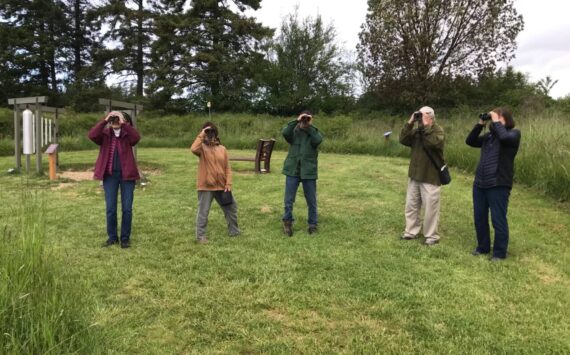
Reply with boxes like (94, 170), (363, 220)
(283, 220), (293, 237)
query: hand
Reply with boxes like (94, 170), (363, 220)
(201, 127), (211, 135)
(490, 111), (500, 122)
(408, 114), (416, 124)
(224, 186), (231, 192)
(105, 111), (124, 123)
(297, 114), (312, 122)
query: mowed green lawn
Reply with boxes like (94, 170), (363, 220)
(1, 148), (569, 354)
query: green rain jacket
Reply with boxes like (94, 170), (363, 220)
(282, 120), (324, 179)
(399, 122), (445, 186)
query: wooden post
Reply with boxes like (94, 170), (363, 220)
(45, 144), (58, 180)
(35, 99), (42, 174)
(13, 100), (21, 171)
(54, 108), (60, 170)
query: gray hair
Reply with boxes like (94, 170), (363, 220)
(419, 106), (435, 120)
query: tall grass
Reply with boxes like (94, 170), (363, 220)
(0, 108), (568, 200)
(0, 191), (101, 354)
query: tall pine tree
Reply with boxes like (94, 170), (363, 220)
(99, 0), (156, 97)
(62, 0), (108, 110)
(149, 0), (273, 111)
(0, 0), (68, 102)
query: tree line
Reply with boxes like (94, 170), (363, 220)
(0, 0), (565, 115)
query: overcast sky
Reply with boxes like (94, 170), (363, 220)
(250, 0), (570, 98)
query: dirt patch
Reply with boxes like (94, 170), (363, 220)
(139, 166), (162, 176)
(59, 167), (162, 182)
(260, 205), (273, 214)
(60, 171), (94, 181)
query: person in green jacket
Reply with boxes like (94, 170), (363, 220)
(399, 106), (446, 245)
(281, 110), (324, 236)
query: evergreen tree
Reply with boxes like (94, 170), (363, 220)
(98, 0), (156, 97)
(0, 0), (68, 102)
(149, 0), (273, 111)
(262, 11), (354, 115)
(62, 0), (109, 110)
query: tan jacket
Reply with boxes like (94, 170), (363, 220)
(190, 132), (232, 191)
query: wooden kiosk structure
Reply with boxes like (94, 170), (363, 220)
(8, 96), (63, 174)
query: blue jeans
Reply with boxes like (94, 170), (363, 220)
(103, 171), (135, 242)
(473, 185), (511, 258)
(283, 175), (318, 225)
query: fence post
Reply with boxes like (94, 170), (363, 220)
(13, 99), (21, 171)
(46, 144), (58, 180)
(35, 99), (42, 174)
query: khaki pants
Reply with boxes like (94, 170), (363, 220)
(403, 178), (441, 241)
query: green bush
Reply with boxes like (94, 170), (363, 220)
(0, 138), (12, 156)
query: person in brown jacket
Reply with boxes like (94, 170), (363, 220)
(190, 122), (240, 243)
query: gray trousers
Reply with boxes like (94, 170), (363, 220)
(196, 191), (240, 240)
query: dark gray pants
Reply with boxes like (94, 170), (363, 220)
(196, 191), (240, 240)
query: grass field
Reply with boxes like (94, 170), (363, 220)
(1, 148), (570, 354)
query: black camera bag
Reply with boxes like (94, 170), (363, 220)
(215, 190), (234, 206)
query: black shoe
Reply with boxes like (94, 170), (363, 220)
(401, 235), (417, 240)
(120, 240), (130, 249)
(102, 239), (118, 247)
(308, 224), (317, 235)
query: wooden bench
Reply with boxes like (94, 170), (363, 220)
(230, 139), (276, 173)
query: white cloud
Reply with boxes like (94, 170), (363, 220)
(511, 0), (570, 98)
(249, 0), (368, 50)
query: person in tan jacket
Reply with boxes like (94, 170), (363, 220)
(191, 122), (240, 243)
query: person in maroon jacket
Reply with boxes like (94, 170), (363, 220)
(88, 111), (141, 248)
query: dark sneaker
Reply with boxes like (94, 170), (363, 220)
(308, 224), (318, 235)
(102, 239), (118, 247)
(120, 240), (130, 249)
(401, 235), (416, 240)
(283, 221), (293, 237)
